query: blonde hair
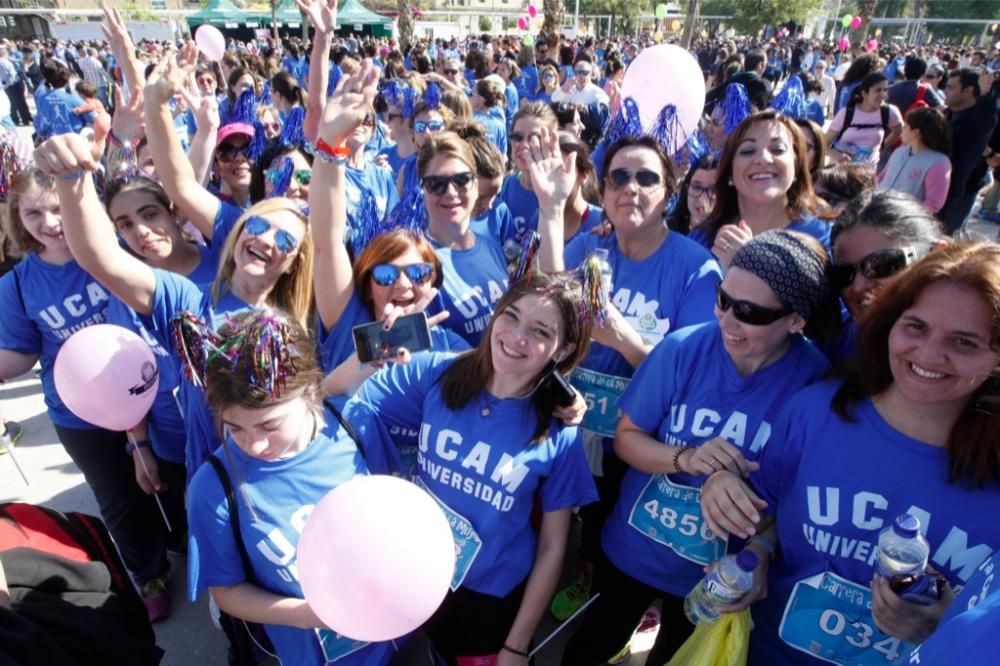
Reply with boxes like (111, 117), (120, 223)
(211, 198), (315, 327)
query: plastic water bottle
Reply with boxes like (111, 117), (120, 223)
(875, 513), (937, 604)
(684, 550), (759, 625)
(593, 248), (613, 295)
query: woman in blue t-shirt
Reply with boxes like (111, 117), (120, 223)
(697, 110), (831, 266)
(470, 78), (509, 157)
(561, 230), (839, 665)
(500, 102), (560, 240)
(346, 272), (599, 663)
(183, 310), (395, 666)
(701, 241), (1000, 665)
(395, 101), (452, 200)
(0, 169), (174, 620)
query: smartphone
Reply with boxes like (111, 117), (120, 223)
(547, 370), (578, 408)
(352, 312), (433, 364)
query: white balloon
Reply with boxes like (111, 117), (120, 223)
(195, 25), (226, 62)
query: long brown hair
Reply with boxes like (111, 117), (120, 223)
(702, 110), (823, 246)
(440, 272), (593, 444)
(833, 242), (1000, 486)
(352, 229), (443, 314)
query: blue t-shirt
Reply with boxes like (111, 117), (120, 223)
(498, 174), (539, 244)
(347, 352), (598, 597)
(747, 380), (1000, 666)
(397, 156), (421, 200)
(689, 216), (832, 253)
(515, 67), (539, 103)
(0, 255), (110, 429)
(187, 416), (395, 666)
(469, 201), (516, 248)
(909, 549), (1000, 665)
(524, 203), (604, 247)
(504, 83), (519, 132)
(427, 233), (510, 346)
(474, 107), (508, 157)
(381, 143), (414, 177)
(141, 270), (253, 481)
(33, 87), (93, 139)
(563, 231), (722, 442)
(344, 162), (399, 225)
(603, 323), (829, 596)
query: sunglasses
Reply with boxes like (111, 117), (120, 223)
(266, 166), (311, 187)
(244, 216), (299, 254)
(574, 68), (592, 76)
(414, 119), (446, 134)
(443, 69), (459, 76)
(262, 121), (281, 133)
(607, 168), (662, 190)
(542, 72), (555, 80)
(716, 285), (793, 326)
(216, 141), (251, 163)
(829, 247), (921, 291)
(371, 262), (434, 287)
(421, 171), (476, 196)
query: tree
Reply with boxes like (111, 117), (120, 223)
(479, 16), (492, 32)
(543, 0), (563, 35)
(397, 0), (415, 50)
(855, 0), (879, 39)
(701, 0), (823, 35)
(680, 0), (700, 48)
(565, 0), (640, 37)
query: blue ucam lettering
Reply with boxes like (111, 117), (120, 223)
(668, 404), (772, 453)
(37, 282), (110, 330)
(451, 280), (508, 319)
(255, 504), (312, 584)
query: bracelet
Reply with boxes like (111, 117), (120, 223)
(55, 171), (86, 181)
(748, 534), (777, 560)
(125, 439), (152, 455)
(502, 644), (530, 658)
(312, 138), (350, 165)
(108, 129), (140, 148)
(672, 445), (694, 474)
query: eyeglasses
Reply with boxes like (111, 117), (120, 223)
(414, 119), (446, 134)
(244, 216), (299, 254)
(541, 72), (555, 80)
(716, 285), (793, 326)
(216, 141), (251, 163)
(262, 121), (281, 133)
(829, 247), (921, 291)
(421, 171), (475, 196)
(371, 262), (434, 286)
(574, 67), (592, 76)
(266, 166), (311, 187)
(688, 182), (716, 200)
(607, 168), (662, 190)
(443, 69), (459, 76)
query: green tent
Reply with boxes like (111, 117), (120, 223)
(187, 0), (249, 29)
(336, 0), (393, 38)
(248, 0), (304, 28)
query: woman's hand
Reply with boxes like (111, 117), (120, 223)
(34, 133), (101, 178)
(317, 58), (380, 148)
(711, 220), (752, 269)
(110, 85), (145, 144)
(553, 388), (586, 426)
(496, 648), (529, 666)
(519, 127), (576, 210)
(680, 437), (759, 478)
(714, 545), (771, 613)
(132, 447), (163, 495)
(100, 1), (140, 83)
(700, 470), (768, 540)
(295, 0), (337, 36)
(144, 42), (198, 107)
(871, 573), (954, 644)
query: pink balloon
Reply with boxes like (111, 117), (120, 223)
(620, 44), (705, 140)
(838, 37), (850, 52)
(298, 475), (455, 641)
(866, 39), (878, 53)
(527, 4), (537, 17)
(54, 324), (159, 431)
(517, 16), (528, 30)
(195, 24), (226, 62)
(850, 16), (862, 30)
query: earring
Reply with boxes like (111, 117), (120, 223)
(727, 178), (733, 186)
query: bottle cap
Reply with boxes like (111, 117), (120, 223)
(893, 513), (921, 538)
(736, 549), (759, 572)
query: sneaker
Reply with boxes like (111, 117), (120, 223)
(607, 641), (631, 665)
(636, 606), (661, 634)
(141, 574), (172, 622)
(550, 564), (592, 621)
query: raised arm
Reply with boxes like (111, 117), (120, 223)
(144, 43), (223, 240)
(297, 0), (337, 143)
(180, 85), (220, 186)
(100, 1), (144, 93)
(520, 127), (575, 272)
(310, 59), (381, 332)
(34, 134), (157, 315)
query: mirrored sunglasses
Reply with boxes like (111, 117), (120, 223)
(414, 119), (446, 134)
(371, 262), (434, 286)
(244, 216), (299, 254)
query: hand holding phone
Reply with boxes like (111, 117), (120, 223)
(352, 312), (433, 364)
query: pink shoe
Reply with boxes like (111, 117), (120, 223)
(141, 575), (172, 623)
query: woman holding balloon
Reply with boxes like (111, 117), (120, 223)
(0, 168), (175, 620)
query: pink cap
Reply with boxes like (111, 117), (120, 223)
(216, 122), (255, 147)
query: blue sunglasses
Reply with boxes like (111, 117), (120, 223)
(244, 216), (299, 254)
(371, 262), (434, 286)
(414, 119), (446, 134)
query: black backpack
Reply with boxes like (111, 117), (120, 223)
(836, 104), (891, 143)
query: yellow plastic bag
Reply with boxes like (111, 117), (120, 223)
(663, 610), (751, 666)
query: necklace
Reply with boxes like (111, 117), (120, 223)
(479, 392), (501, 417)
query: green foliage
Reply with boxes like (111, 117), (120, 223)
(920, 0), (1000, 41)
(479, 16), (492, 31)
(564, 0), (640, 34)
(700, 0), (823, 32)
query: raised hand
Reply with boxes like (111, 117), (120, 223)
(144, 42), (198, 106)
(295, 0), (338, 36)
(520, 127), (576, 210)
(100, 1), (136, 68)
(34, 133), (101, 179)
(181, 85), (220, 133)
(317, 58), (380, 148)
(110, 85), (145, 144)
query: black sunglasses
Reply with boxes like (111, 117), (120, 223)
(829, 247), (921, 291)
(216, 141), (251, 163)
(371, 262), (434, 287)
(716, 285), (793, 326)
(443, 69), (459, 76)
(607, 168), (662, 190)
(421, 171), (475, 196)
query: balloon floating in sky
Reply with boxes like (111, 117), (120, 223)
(195, 24), (226, 62)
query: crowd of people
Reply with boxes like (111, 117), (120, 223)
(1, 1), (1000, 664)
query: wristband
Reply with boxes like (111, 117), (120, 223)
(672, 445), (694, 474)
(312, 138), (350, 165)
(125, 439), (152, 455)
(502, 644), (529, 658)
(108, 129), (140, 148)
(55, 171), (86, 181)
(748, 534), (776, 560)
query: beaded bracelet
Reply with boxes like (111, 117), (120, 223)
(55, 172), (86, 181)
(672, 445), (694, 474)
(502, 644), (529, 658)
(310, 138), (350, 165)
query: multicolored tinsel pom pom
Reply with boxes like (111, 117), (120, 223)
(577, 254), (609, 328)
(424, 81), (441, 110)
(268, 157), (295, 198)
(170, 310), (224, 387)
(277, 106), (306, 150)
(511, 231), (540, 282)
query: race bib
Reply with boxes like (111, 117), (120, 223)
(627, 474), (724, 566)
(779, 571), (913, 665)
(415, 478), (482, 591)
(316, 628), (368, 663)
(570, 367), (628, 438)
